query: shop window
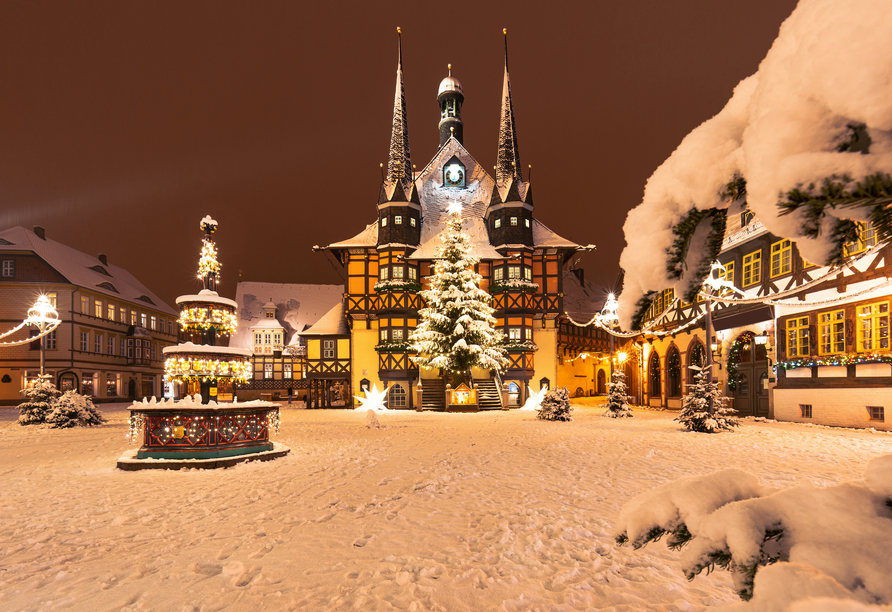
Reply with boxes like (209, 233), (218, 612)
(819, 310), (845, 355)
(770, 239), (792, 277)
(82, 373), (95, 396)
(743, 250), (762, 286)
(787, 317), (810, 357)
(857, 302), (889, 351)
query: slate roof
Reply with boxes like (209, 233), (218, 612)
(0, 226), (176, 315)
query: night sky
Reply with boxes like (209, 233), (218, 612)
(0, 1), (799, 308)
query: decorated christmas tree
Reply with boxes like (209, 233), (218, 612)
(677, 366), (738, 433)
(537, 386), (572, 421)
(603, 371), (633, 418)
(47, 391), (105, 428)
(17, 376), (61, 425)
(409, 203), (507, 385)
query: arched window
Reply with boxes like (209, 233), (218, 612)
(690, 342), (706, 370)
(597, 369), (606, 394)
(649, 351), (661, 397)
(388, 384), (407, 408)
(667, 347), (682, 397)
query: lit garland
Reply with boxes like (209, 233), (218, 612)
(501, 340), (539, 352)
(267, 408), (280, 435)
(726, 331), (755, 391)
(178, 304), (238, 335)
(489, 279), (539, 294)
(197, 237), (221, 281)
(775, 351), (892, 370)
(762, 279), (892, 308)
(164, 353), (252, 382)
(128, 414), (145, 444)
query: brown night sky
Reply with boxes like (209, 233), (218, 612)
(0, 0), (799, 308)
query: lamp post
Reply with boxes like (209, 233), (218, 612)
(25, 295), (60, 377)
(600, 293), (620, 379)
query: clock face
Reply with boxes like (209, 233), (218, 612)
(444, 163), (465, 187)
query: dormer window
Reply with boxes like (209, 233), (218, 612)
(381, 217), (387, 227)
(525, 219), (531, 228)
(395, 216), (402, 225)
(410, 217), (416, 227)
(494, 219), (501, 229)
(266, 311), (274, 318)
(443, 156), (465, 188)
(510, 217), (518, 226)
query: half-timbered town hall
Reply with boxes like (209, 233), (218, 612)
(308, 34), (614, 409)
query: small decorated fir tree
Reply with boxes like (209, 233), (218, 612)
(603, 371), (633, 418)
(537, 386), (572, 421)
(18, 376), (61, 425)
(409, 203), (507, 385)
(46, 391), (105, 428)
(677, 366), (738, 433)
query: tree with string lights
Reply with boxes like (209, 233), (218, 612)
(409, 202), (507, 385)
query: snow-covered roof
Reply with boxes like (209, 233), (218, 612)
(251, 318), (285, 331)
(408, 216), (503, 261)
(0, 226), (176, 316)
(532, 220), (580, 249)
(327, 222), (378, 249)
(562, 271), (605, 322)
(299, 301), (349, 336)
(229, 282), (343, 350)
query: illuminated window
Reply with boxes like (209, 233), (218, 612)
(525, 218), (530, 228)
(786, 316), (810, 358)
(323, 340), (335, 358)
(46, 293), (57, 307)
(119, 307), (126, 323)
(284, 363), (293, 379)
(392, 329), (404, 341)
(150, 315), (157, 330)
(264, 363), (273, 379)
(508, 266), (520, 279)
(380, 329), (388, 342)
(94, 301), (103, 318)
(395, 216), (402, 225)
(743, 250), (762, 287)
(380, 267), (389, 281)
(141, 313), (147, 327)
(510, 217), (517, 226)
(525, 328), (532, 340)
(381, 217), (387, 227)
(844, 221), (878, 256)
(130, 310), (137, 325)
(410, 217), (416, 227)
(107, 304), (115, 320)
(818, 310), (845, 355)
(857, 301), (889, 351)
(388, 384), (407, 407)
(408, 267), (417, 280)
(494, 268), (503, 281)
(81, 297), (89, 314)
(509, 328), (521, 340)
(524, 267), (532, 280)
(494, 219), (501, 229)
(393, 266), (404, 279)
(770, 240), (792, 277)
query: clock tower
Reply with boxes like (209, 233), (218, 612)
(437, 65), (464, 147)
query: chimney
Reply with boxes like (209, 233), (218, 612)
(33, 226), (46, 240)
(572, 268), (584, 285)
(98, 253), (108, 265)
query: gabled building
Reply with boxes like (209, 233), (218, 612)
(0, 225), (178, 403)
(315, 35), (602, 409)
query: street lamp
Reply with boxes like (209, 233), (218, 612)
(600, 293), (620, 379)
(25, 295), (60, 377)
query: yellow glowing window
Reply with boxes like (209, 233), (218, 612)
(857, 301), (889, 352)
(743, 250), (762, 287)
(818, 310), (845, 355)
(844, 221), (878, 257)
(787, 316), (810, 358)
(770, 239), (792, 277)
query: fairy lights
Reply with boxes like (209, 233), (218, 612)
(164, 353), (252, 382)
(197, 237), (221, 282)
(178, 304), (238, 335)
(775, 351), (892, 371)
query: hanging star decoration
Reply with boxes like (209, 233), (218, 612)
(521, 384), (549, 411)
(354, 384), (389, 412)
(447, 200), (463, 216)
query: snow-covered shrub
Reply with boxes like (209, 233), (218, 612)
(677, 366), (738, 432)
(602, 371), (633, 418)
(46, 391), (105, 428)
(537, 387), (572, 421)
(18, 376), (61, 425)
(615, 456), (892, 608)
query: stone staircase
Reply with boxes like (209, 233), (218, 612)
(475, 378), (503, 410)
(421, 378), (446, 411)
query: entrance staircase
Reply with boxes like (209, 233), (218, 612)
(421, 378), (446, 411)
(475, 378), (503, 410)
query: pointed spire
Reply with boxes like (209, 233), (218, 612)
(495, 28), (521, 186)
(386, 27), (412, 188)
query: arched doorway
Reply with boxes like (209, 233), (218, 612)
(597, 369), (606, 394)
(649, 351), (661, 401)
(727, 331), (769, 417)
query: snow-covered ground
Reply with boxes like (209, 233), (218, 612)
(0, 403), (889, 612)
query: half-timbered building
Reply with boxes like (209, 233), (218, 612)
(315, 39), (604, 409)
